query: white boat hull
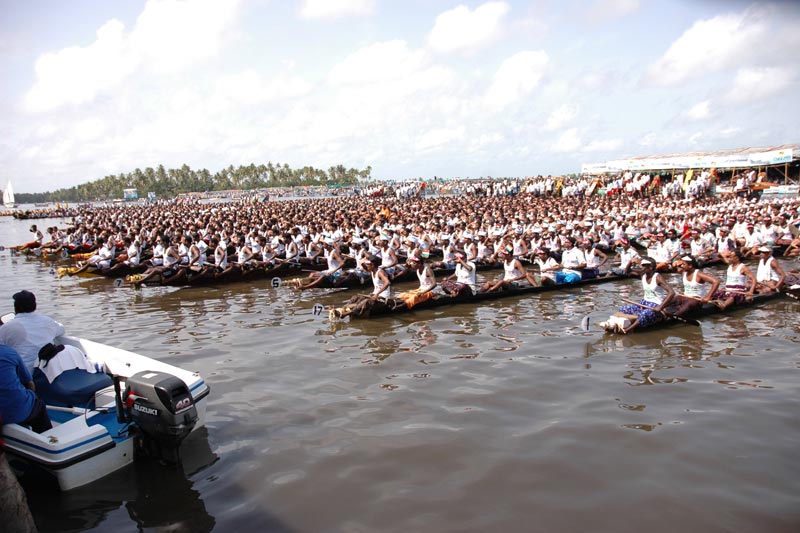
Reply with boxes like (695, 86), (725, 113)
(1, 336), (210, 490)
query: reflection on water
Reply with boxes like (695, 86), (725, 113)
(24, 429), (219, 532)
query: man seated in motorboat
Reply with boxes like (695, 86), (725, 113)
(0, 290), (66, 373)
(0, 343), (52, 433)
(33, 342), (112, 408)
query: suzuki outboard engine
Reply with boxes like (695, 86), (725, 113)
(124, 371), (198, 464)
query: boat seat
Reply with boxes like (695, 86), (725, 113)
(33, 368), (114, 408)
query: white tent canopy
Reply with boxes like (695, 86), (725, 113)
(581, 143), (799, 174)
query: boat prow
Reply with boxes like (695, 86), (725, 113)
(598, 290), (796, 334)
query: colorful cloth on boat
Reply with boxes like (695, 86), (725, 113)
(714, 284), (747, 305)
(619, 299), (661, 328)
(440, 280), (473, 297)
(397, 289), (434, 309)
(555, 271), (581, 284)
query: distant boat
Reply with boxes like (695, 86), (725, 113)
(3, 180), (14, 208)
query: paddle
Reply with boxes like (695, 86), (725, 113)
(621, 298), (701, 326)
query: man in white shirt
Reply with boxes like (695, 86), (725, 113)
(0, 291), (66, 373)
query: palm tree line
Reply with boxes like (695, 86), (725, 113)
(15, 162), (373, 203)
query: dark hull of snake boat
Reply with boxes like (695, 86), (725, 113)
(334, 272), (634, 319)
(56, 263), (148, 279)
(600, 289), (799, 334)
(126, 261), (307, 287)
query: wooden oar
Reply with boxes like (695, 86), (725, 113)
(621, 298), (701, 327)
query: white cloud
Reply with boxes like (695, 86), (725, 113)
(485, 50), (549, 111)
(23, 0), (241, 112)
(545, 104), (579, 131)
(684, 100), (711, 121)
(639, 132), (657, 147)
(645, 10), (765, 86)
(583, 138), (622, 152)
(723, 66), (795, 104)
(328, 40), (428, 85)
(553, 128), (581, 152)
(24, 19), (136, 112)
(299, 0), (374, 19)
(130, 0), (240, 72)
(415, 127), (465, 152)
(718, 126), (742, 138)
(211, 69), (313, 110)
(586, 0), (640, 23)
(428, 2), (510, 54)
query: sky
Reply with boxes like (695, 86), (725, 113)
(1, 0), (799, 193)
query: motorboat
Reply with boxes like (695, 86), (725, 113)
(1, 324), (210, 491)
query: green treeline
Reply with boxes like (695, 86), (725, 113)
(15, 162), (373, 203)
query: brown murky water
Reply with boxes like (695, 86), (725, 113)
(2, 215), (800, 532)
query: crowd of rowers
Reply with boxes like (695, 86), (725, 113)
(13, 183), (800, 304)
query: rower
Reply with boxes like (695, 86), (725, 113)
(671, 255), (720, 316)
(480, 248), (537, 292)
(106, 236), (141, 274)
(755, 245), (786, 293)
(329, 259), (391, 319)
(612, 238), (640, 276)
(712, 249), (756, 310)
(442, 252), (477, 297)
(395, 255), (437, 309)
(688, 228), (715, 264)
(368, 259), (392, 300)
(295, 238), (346, 290)
(13, 225), (44, 251)
(581, 238), (607, 279)
(533, 248), (559, 285)
(433, 238), (457, 270)
(556, 237), (586, 283)
(377, 234), (399, 276)
(70, 236), (116, 275)
(606, 257), (676, 334)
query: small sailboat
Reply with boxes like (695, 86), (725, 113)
(3, 180), (15, 208)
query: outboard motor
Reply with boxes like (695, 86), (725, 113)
(123, 371), (198, 464)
